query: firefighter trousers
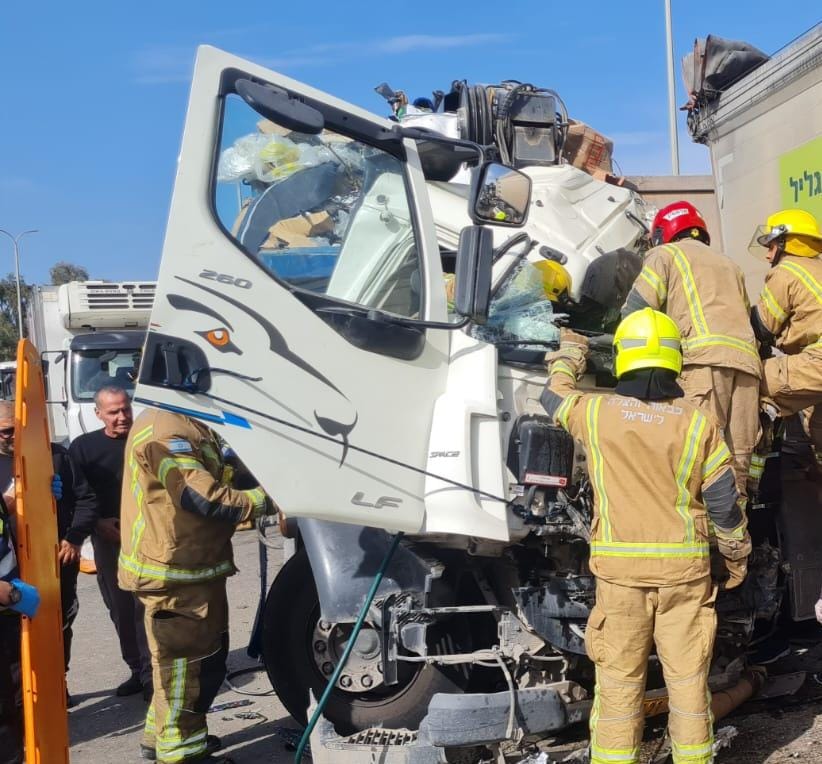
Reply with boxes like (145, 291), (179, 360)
(0, 615), (22, 764)
(762, 349), (822, 452)
(679, 365), (759, 503)
(585, 576), (717, 764)
(138, 580), (229, 763)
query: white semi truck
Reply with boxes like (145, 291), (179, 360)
(26, 280), (155, 444)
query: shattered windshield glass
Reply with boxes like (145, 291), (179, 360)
(471, 259), (564, 348)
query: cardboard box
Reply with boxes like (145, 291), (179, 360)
(562, 119), (614, 174)
(257, 119), (293, 137)
(261, 210), (334, 249)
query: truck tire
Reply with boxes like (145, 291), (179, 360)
(261, 547), (469, 734)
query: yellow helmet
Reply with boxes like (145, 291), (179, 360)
(754, 209), (822, 258)
(613, 308), (682, 379)
(533, 260), (571, 302)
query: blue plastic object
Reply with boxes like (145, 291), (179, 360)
(9, 578), (40, 618)
(51, 474), (63, 501)
(259, 248), (338, 283)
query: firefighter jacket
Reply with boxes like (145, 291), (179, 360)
(753, 253), (822, 356)
(0, 497), (18, 614)
(118, 408), (267, 593)
(623, 239), (761, 378)
(541, 345), (748, 587)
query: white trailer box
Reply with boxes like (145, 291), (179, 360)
(688, 24), (822, 295)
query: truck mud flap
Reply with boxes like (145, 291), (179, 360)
(309, 714), (447, 764)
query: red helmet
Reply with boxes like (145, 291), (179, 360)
(651, 201), (709, 246)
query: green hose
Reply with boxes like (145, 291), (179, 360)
(294, 531), (405, 763)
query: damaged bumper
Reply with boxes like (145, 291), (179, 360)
(308, 686), (590, 762)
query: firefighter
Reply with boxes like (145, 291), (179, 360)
(541, 309), (750, 764)
(622, 201), (761, 505)
(749, 209), (822, 457)
(118, 407), (275, 764)
(0, 493), (40, 764)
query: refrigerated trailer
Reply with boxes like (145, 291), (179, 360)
(26, 281), (155, 443)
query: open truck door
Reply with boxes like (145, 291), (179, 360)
(136, 46), (510, 539)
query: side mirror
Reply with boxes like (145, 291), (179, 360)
(235, 79), (324, 135)
(454, 226), (494, 324)
(470, 162), (532, 227)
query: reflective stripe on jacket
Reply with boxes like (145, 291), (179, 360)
(118, 408), (267, 592)
(754, 254), (822, 355)
(543, 371), (741, 587)
(623, 240), (760, 378)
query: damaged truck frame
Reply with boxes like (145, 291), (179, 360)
(135, 48), (813, 761)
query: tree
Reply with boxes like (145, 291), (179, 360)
(50, 261), (89, 285)
(0, 273), (32, 361)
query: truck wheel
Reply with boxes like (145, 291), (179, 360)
(261, 547), (470, 734)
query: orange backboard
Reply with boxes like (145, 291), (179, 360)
(14, 339), (70, 763)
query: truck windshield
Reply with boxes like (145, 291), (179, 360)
(212, 94), (422, 319)
(71, 349), (140, 401)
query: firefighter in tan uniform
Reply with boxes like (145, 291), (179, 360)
(622, 201), (761, 504)
(542, 309), (750, 764)
(749, 209), (822, 455)
(118, 407), (274, 763)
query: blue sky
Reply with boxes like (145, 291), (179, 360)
(0, 1), (819, 285)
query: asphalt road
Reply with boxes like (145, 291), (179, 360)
(66, 527), (822, 763)
(68, 528), (298, 763)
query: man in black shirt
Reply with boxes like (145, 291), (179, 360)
(69, 387), (151, 699)
(0, 401), (96, 696)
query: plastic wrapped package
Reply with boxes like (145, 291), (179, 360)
(218, 132), (341, 184)
(472, 261), (563, 346)
(218, 133), (271, 182)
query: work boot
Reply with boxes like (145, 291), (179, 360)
(115, 673), (143, 697)
(140, 735), (222, 761)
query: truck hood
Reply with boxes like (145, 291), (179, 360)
(428, 164), (648, 303)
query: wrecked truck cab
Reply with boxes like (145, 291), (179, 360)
(141, 46), (784, 758)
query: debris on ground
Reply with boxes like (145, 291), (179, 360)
(714, 726), (739, 754)
(208, 698), (254, 713)
(272, 726), (310, 755)
(235, 711), (267, 722)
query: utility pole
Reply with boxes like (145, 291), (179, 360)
(0, 228), (38, 338)
(665, 0), (680, 174)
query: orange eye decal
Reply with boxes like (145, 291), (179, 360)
(196, 327), (241, 354)
(206, 328), (230, 346)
